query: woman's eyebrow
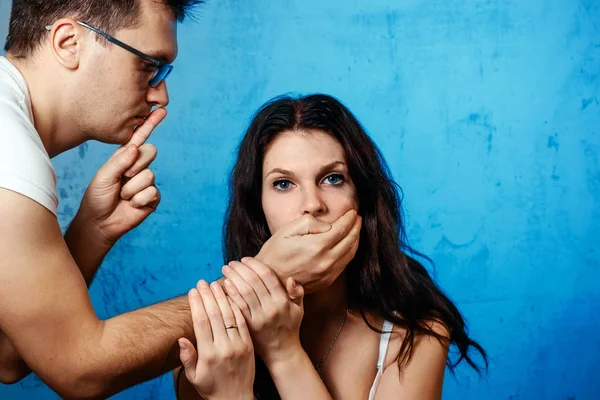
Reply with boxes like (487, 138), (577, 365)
(316, 161), (347, 175)
(265, 161), (346, 179)
(265, 167), (295, 178)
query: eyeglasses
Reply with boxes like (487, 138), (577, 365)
(45, 21), (173, 88)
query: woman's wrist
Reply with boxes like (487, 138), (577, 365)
(264, 341), (310, 375)
(264, 346), (333, 399)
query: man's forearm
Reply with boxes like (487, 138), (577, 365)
(58, 295), (193, 399)
(64, 215), (113, 286)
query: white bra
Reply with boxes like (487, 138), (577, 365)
(368, 319), (394, 400)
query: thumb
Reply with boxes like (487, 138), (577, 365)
(285, 214), (332, 238)
(286, 277), (304, 305)
(178, 338), (198, 377)
(94, 144), (138, 185)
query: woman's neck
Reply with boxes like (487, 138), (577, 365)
(302, 272), (348, 327)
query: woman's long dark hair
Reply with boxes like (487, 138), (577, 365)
(223, 94), (487, 398)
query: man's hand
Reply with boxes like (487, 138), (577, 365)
(72, 108), (166, 245)
(64, 108), (167, 285)
(255, 209), (362, 293)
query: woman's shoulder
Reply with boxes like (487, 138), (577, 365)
(356, 310), (450, 368)
(387, 318), (450, 369)
(362, 314), (450, 398)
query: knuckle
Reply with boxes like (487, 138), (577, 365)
(203, 349), (217, 363)
(233, 343), (247, 357)
(263, 265), (276, 278)
(274, 297), (288, 310)
(149, 186), (159, 197)
(316, 261), (329, 274)
(241, 345), (253, 357)
(238, 302), (250, 314)
(247, 274), (262, 288)
(311, 242), (324, 255)
(264, 307), (279, 322)
(146, 143), (157, 156)
(239, 285), (254, 298)
(220, 346), (235, 361)
(144, 169), (155, 181)
(257, 269), (272, 282)
(254, 320), (266, 331)
(195, 314), (210, 326)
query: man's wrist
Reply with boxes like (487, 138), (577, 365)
(65, 212), (114, 254)
(254, 251), (306, 286)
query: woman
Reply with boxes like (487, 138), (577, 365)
(175, 94), (487, 399)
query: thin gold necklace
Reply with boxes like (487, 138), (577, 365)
(313, 309), (348, 379)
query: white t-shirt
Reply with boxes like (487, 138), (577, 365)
(0, 56), (58, 216)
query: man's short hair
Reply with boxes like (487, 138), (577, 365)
(5, 0), (204, 57)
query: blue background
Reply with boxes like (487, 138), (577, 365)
(1, 0), (599, 398)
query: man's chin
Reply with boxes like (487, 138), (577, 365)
(119, 123), (141, 143)
(102, 129), (135, 145)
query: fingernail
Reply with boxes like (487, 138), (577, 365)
(189, 288), (199, 297)
(222, 265), (231, 274)
(198, 280), (209, 289)
(178, 339), (186, 351)
(224, 279), (232, 287)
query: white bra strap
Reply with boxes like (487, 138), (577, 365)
(376, 319), (394, 370)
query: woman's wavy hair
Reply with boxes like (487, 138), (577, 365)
(223, 94), (487, 398)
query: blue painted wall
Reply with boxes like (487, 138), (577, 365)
(1, 0), (599, 398)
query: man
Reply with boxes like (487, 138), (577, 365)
(0, 0), (361, 398)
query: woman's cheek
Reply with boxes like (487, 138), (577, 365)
(329, 190), (359, 216)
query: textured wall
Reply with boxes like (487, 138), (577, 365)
(1, 0), (599, 399)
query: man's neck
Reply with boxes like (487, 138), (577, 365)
(7, 54), (84, 158)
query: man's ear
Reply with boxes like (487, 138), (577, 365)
(47, 18), (86, 70)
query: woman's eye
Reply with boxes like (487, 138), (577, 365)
(273, 180), (293, 191)
(143, 62), (157, 71)
(324, 174), (344, 185)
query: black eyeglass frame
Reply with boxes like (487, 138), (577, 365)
(45, 21), (173, 87)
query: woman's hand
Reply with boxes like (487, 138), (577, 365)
(178, 280), (255, 400)
(222, 257), (305, 366)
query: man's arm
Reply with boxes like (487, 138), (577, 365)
(0, 118), (164, 383)
(63, 214), (113, 286)
(0, 195), (360, 397)
(0, 188), (193, 399)
(0, 210), (109, 385)
(0, 330), (28, 384)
